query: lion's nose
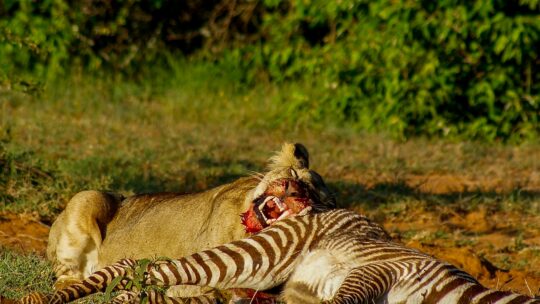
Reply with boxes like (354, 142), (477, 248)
(285, 180), (300, 197)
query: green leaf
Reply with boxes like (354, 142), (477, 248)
(494, 36), (509, 54)
(104, 275), (124, 302)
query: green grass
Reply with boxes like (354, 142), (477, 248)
(0, 60), (539, 299)
(0, 248), (54, 299)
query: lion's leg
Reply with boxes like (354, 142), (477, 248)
(47, 190), (123, 289)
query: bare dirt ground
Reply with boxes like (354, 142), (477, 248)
(384, 207), (540, 295)
(1, 173), (539, 297)
(351, 173), (540, 296)
(0, 212), (48, 254)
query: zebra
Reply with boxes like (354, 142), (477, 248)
(19, 209), (540, 304)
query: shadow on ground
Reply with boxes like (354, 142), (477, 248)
(108, 157), (263, 194)
(328, 180), (540, 210)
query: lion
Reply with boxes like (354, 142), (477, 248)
(46, 143), (335, 298)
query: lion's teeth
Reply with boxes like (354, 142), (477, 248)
(298, 206), (312, 216)
(259, 196), (275, 212)
(263, 196), (275, 204)
(266, 219), (277, 225)
(277, 210), (292, 221)
(275, 198), (285, 211)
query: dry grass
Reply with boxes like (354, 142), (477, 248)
(0, 63), (539, 299)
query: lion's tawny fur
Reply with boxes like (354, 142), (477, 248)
(46, 143), (335, 297)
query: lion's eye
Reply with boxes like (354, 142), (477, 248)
(289, 168), (298, 179)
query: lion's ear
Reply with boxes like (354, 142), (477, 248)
(268, 142), (310, 170)
(293, 143), (309, 169)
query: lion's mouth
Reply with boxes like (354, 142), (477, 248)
(241, 179), (314, 233)
(255, 195), (312, 225)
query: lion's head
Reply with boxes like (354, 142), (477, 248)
(241, 143), (335, 233)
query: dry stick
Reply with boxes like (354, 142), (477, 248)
(524, 278), (533, 298)
(249, 289), (260, 304)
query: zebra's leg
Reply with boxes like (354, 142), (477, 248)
(18, 259), (137, 304)
(109, 290), (140, 304)
(110, 290), (222, 304)
(143, 241), (297, 292)
(166, 285), (218, 299)
(54, 258), (137, 303)
(18, 292), (53, 304)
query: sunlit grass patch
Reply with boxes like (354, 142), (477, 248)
(0, 248), (53, 299)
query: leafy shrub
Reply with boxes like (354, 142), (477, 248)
(232, 0), (539, 141)
(0, 0), (538, 141)
(0, 0), (257, 77)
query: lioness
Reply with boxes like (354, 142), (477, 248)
(47, 143), (335, 298)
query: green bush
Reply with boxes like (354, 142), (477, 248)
(231, 0), (539, 141)
(0, 0), (256, 77)
(0, 0), (538, 141)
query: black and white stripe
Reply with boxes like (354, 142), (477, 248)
(18, 210), (539, 304)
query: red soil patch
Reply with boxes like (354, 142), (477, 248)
(0, 212), (49, 254)
(381, 207), (540, 295)
(405, 241), (540, 296)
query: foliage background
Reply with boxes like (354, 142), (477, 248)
(1, 1), (540, 299)
(0, 0), (539, 141)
